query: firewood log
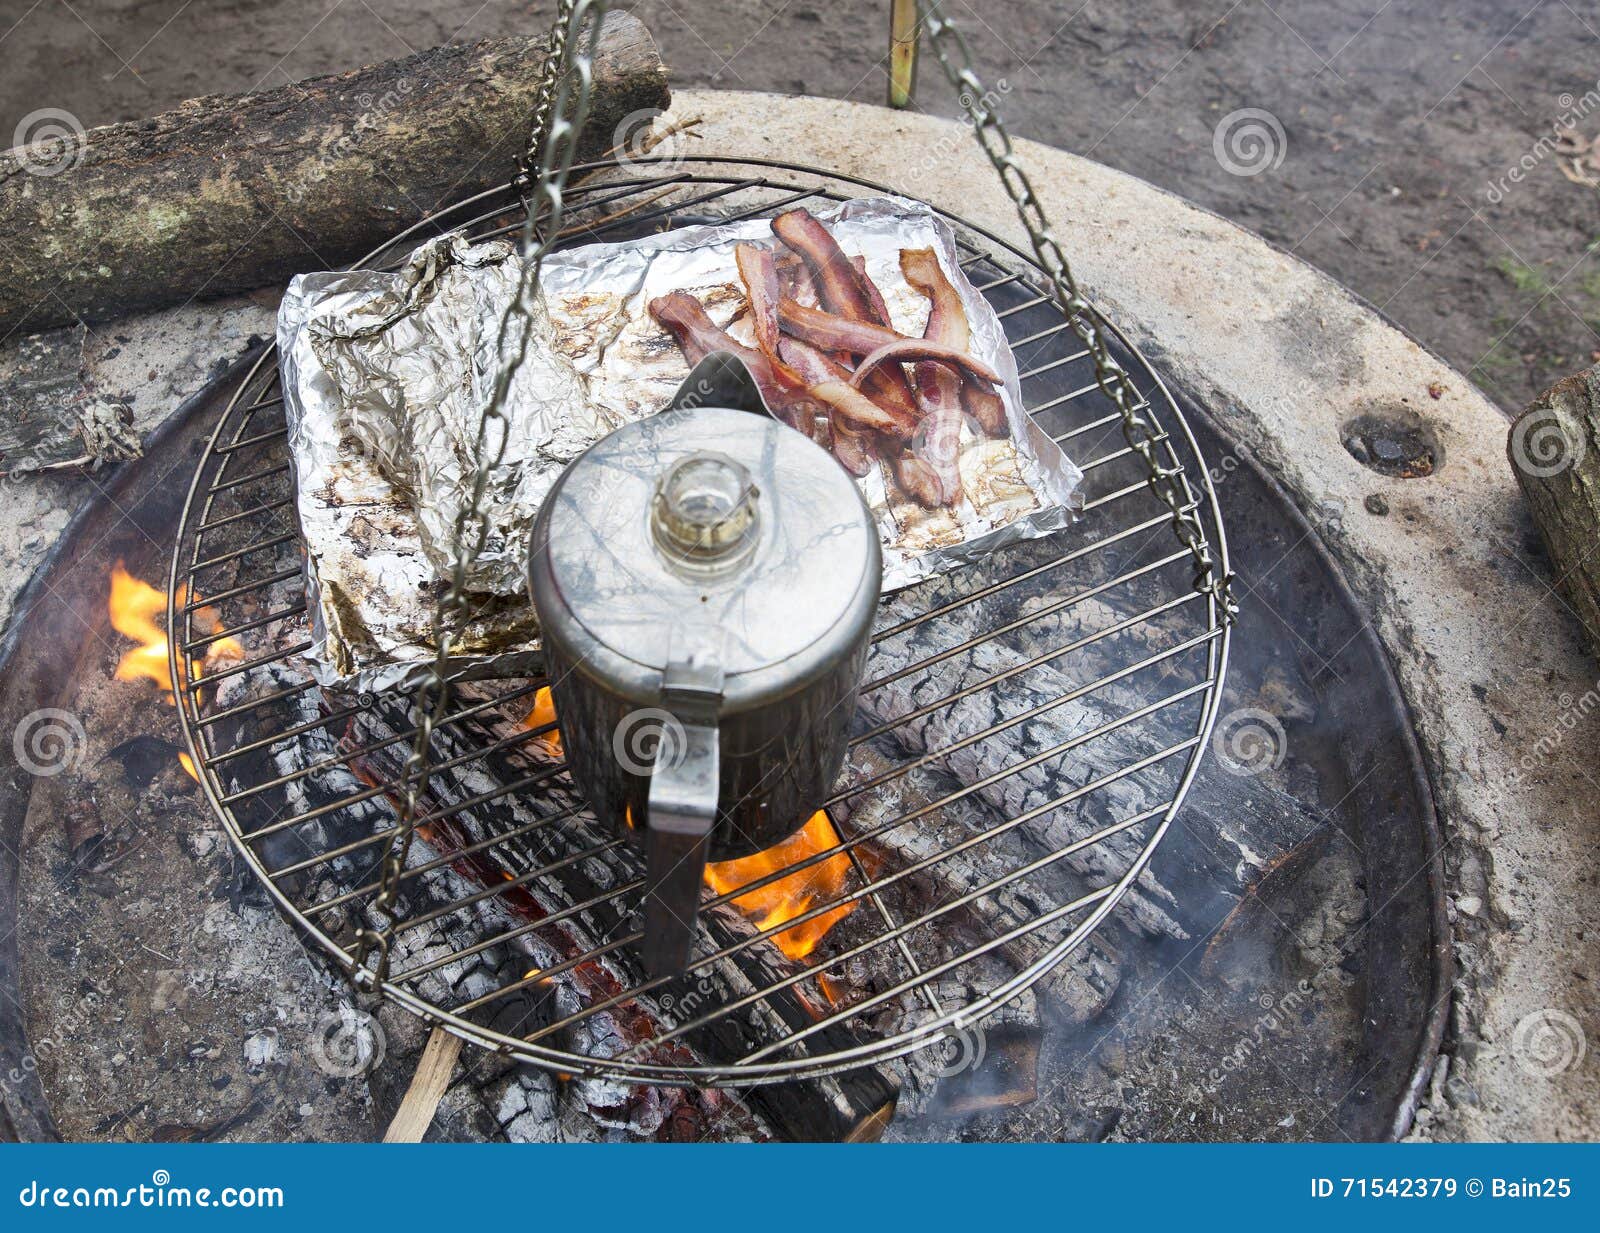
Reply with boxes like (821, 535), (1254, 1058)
(0, 12), (669, 336)
(1508, 364), (1600, 663)
(382, 691), (905, 1142)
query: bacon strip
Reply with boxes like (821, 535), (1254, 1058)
(776, 298), (907, 355)
(900, 247), (968, 350)
(901, 246), (1008, 439)
(896, 248), (965, 505)
(808, 381), (915, 440)
(848, 339), (1001, 391)
(772, 209), (883, 323)
(734, 242), (782, 360)
(851, 254), (892, 326)
(779, 338), (877, 475)
(648, 292), (820, 438)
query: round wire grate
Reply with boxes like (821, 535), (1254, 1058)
(169, 156), (1232, 1086)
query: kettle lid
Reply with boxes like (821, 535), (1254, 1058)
(531, 366), (879, 680)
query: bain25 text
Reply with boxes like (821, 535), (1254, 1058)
(1310, 1178), (1573, 1199)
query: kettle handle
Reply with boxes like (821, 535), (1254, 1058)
(641, 652), (724, 978)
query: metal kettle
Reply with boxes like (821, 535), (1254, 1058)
(527, 356), (882, 977)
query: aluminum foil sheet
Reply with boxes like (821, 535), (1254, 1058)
(278, 196), (1083, 691)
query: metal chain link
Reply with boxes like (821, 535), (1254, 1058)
(915, 2), (1238, 621)
(351, 0), (610, 986)
(514, 4), (579, 197)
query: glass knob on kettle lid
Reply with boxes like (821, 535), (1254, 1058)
(649, 452), (761, 574)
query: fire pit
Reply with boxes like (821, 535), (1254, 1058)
(0, 136), (1445, 1141)
(169, 157), (1231, 1086)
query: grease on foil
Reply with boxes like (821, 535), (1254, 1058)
(277, 197), (1084, 691)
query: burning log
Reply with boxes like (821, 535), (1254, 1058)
(386, 691), (906, 1142)
(0, 13), (669, 335)
(200, 646), (756, 1141)
(858, 622), (1189, 939)
(858, 543), (1331, 940)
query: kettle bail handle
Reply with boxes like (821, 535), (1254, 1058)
(641, 637), (724, 978)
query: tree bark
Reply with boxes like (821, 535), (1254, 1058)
(1508, 365), (1600, 663)
(0, 13), (668, 336)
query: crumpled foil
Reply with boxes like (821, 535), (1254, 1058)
(278, 196), (1084, 692)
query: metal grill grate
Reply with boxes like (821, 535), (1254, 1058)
(169, 157), (1232, 1085)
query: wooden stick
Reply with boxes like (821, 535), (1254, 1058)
(888, 0), (921, 109)
(382, 1027), (464, 1143)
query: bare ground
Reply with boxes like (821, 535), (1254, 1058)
(2, 0), (1598, 414)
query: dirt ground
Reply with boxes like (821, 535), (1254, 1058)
(3, 0), (1598, 416)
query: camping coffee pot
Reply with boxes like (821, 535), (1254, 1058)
(527, 356), (882, 977)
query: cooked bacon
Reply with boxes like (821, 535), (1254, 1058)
(779, 338), (877, 475)
(808, 381), (915, 440)
(771, 211), (928, 433)
(851, 254), (892, 326)
(848, 339), (1001, 391)
(962, 384), (1009, 437)
(896, 248), (966, 504)
(772, 208), (883, 323)
(901, 246), (1009, 440)
(777, 335), (850, 386)
(734, 242), (782, 360)
(648, 292), (821, 438)
(776, 298), (907, 355)
(889, 451), (951, 508)
(900, 248), (968, 350)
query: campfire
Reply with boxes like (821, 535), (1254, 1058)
(108, 562), (243, 779)
(521, 688), (857, 961)
(704, 811), (859, 960)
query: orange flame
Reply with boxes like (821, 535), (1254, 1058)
(109, 565), (178, 695)
(109, 563), (244, 703)
(178, 752), (199, 782)
(704, 810), (858, 960)
(522, 686), (562, 753)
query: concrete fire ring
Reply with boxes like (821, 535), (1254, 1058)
(0, 89), (1589, 1141)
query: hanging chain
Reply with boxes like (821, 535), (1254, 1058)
(915, 2), (1237, 622)
(514, 0), (580, 198)
(350, 0), (610, 987)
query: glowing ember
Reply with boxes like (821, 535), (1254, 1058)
(522, 685), (562, 753)
(108, 562), (243, 701)
(704, 810), (857, 960)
